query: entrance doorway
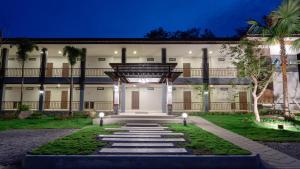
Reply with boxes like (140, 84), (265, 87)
(184, 91), (192, 110)
(239, 91), (248, 110)
(131, 91), (139, 109)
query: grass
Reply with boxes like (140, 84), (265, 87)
(31, 125), (119, 155)
(168, 124), (250, 155)
(199, 113), (300, 142)
(0, 117), (92, 131)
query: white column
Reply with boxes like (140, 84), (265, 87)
(166, 79), (173, 114)
(113, 80), (120, 114)
(121, 83), (126, 113)
(161, 83), (167, 113)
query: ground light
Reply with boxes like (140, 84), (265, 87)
(99, 112), (105, 126)
(182, 113), (188, 126)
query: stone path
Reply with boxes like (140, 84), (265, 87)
(190, 116), (300, 169)
(0, 129), (77, 168)
(98, 123), (188, 155)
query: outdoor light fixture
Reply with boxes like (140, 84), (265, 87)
(127, 78), (160, 83)
(203, 91), (209, 95)
(209, 51), (213, 54)
(57, 84), (61, 88)
(182, 113), (188, 126)
(278, 124), (284, 130)
(114, 51), (118, 54)
(58, 50), (62, 54)
(133, 50), (137, 55)
(99, 112), (105, 126)
(188, 50), (192, 55)
(39, 90), (44, 94)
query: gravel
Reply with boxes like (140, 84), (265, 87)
(0, 129), (77, 168)
(260, 141), (300, 160)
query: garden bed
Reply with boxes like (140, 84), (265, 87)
(167, 124), (250, 155)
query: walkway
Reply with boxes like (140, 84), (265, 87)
(98, 123), (188, 155)
(190, 116), (300, 169)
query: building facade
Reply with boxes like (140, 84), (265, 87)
(0, 38), (299, 114)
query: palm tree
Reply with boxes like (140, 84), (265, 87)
(63, 46), (83, 116)
(248, 0), (300, 120)
(15, 39), (39, 106)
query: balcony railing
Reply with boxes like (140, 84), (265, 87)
(2, 101), (113, 111)
(173, 102), (250, 112)
(4, 68), (238, 78)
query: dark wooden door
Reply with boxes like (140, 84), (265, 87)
(131, 91), (139, 109)
(183, 63), (191, 77)
(184, 91), (192, 110)
(44, 91), (51, 109)
(61, 91), (68, 109)
(62, 63), (69, 77)
(239, 92), (248, 111)
(46, 63), (53, 77)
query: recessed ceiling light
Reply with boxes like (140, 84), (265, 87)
(133, 51), (137, 55)
(209, 51), (213, 54)
(114, 51), (118, 54)
(188, 50), (192, 54)
(58, 50), (62, 54)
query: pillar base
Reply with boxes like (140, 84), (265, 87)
(113, 104), (119, 114)
(167, 104), (172, 115)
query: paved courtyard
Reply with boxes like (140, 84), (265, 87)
(191, 116), (300, 169)
(0, 129), (77, 168)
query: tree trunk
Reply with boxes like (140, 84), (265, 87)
(279, 38), (292, 120)
(20, 61), (25, 107)
(69, 65), (73, 117)
(252, 93), (261, 122)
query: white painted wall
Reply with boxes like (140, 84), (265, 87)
(84, 86), (113, 101)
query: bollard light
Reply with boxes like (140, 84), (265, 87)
(182, 113), (188, 126)
(99, 112), (105, 126)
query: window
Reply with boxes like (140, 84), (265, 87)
(98, 58), (106, 61)
(218, 58), (225, 61)
(147, 58), (154, 62)
(85, 101), (95, 109)
(29, 58), (36, 61)
(25, 87), (34, 90)
(97, 87), (104, 90)
(169, 58), (176, 61)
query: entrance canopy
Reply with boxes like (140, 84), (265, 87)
(105, 63), (182, 83)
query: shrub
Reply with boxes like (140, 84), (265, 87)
(28, 112), (47, 119)
(18, 104), (31, 112)
(0, 112), (18, 120)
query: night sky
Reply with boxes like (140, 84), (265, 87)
(0, 0), (281, 38)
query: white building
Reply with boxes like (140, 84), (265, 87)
(0, 38), (299, 114)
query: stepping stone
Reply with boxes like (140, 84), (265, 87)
(121, 127), (168, 129)
(99, 148), (187, 154)
(101, 138), (185, 142)
(113, 132), (184, 136)
(112, 143), (174, 147)
(129, 130), (172, 133)
(105, 128), (166, 131)
(98, 135), (161, 138)
(126, 123), (159, 127)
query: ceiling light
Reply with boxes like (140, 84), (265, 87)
(128, 78), (160, 83)
(188, 50), (192, 55)
(133, 51), (137, 55)
(209, 51), (213, 54)
(114, 51), (118, 54)
(58, 50), (62, 54)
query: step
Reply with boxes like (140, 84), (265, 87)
(110, 115), (177, 119)
(99, 148), (187, 154)
(111, 143), (174, 147)
(98, 135), (161, 138)
(126, 123), (159, 127)
(120, 127), (168, 129)
(113, 132), (184, 136)
(129, 130), (172, 133)
(101, 138), (185, 142)
(105, 128), (167, 131)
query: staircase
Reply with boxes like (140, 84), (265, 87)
(98, 123), (188, 155)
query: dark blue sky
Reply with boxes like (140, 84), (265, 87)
(0, 0), (281, 38)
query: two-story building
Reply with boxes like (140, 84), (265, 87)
(0, 38), (299, 114)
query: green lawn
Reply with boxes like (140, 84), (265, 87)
(168, 124), (250, 155)
(0, 117), (92, 131)
(199, 114), (300, 142)
(31, 125), (119, 155)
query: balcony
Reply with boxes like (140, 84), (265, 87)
(4, 68), (237, 78)
(2, 101), (113, 111)
(173, 102), (250, 112)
